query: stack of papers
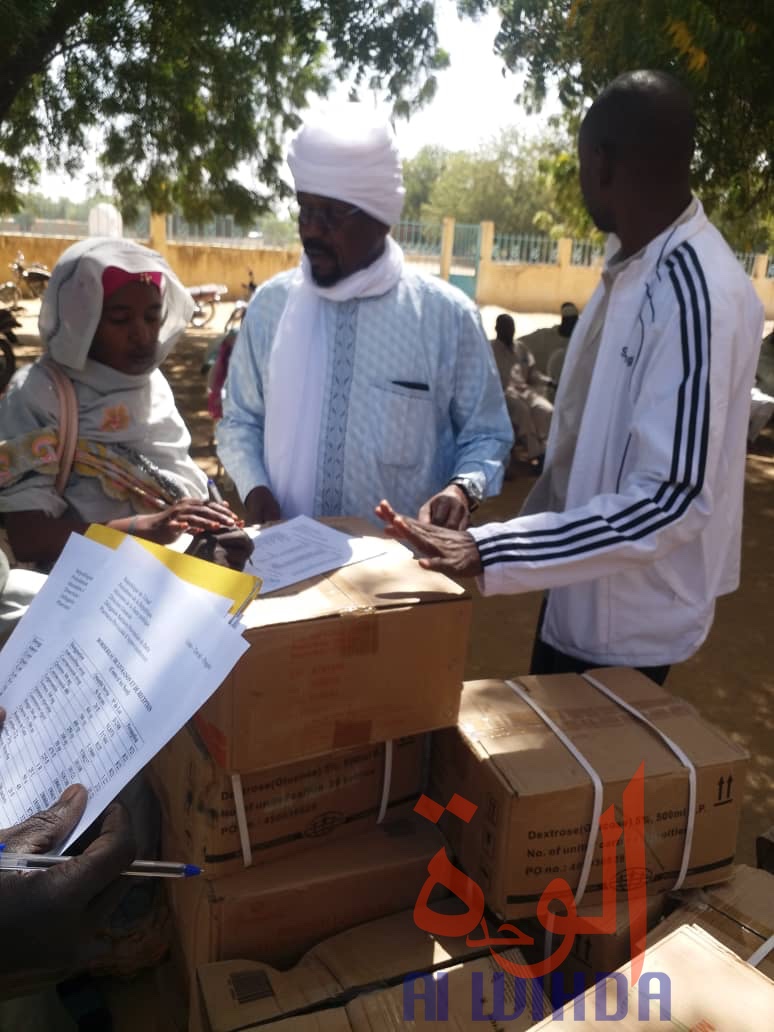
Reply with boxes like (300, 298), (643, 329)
(0, 531), (258, 849)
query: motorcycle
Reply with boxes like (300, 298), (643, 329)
(187, 283), (228, 328)
(0, 252), (50, 304)
(0, 304), (19, 392)
(223, 270), (256, 334)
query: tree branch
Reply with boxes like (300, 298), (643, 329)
(0, 0), (113, 124)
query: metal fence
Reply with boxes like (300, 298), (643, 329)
(165, 214), (297, 249)
(392, 221), (442, 256)
(167, 214), (248, 246)
(736, 252), (757, 276)
(571, 240), (605, 267)
(453, 223), (480, 262)
(2, 213), (773, 280)
(492, 232), (557, 265)
(0, 215), (150, 238)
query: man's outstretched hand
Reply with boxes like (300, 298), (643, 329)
(375, 500), (483, 578)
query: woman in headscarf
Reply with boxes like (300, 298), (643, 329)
(0, 237), (240, 569)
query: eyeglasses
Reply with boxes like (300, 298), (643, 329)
(297, 203), (362, 232)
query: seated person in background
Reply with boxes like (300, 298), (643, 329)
(490, 313), (553, 472)
(545, 301), (580, 391)
(0, 238), (242, 571)
(517, 301), (580, 377)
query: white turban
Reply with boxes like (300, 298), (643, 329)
(287, 105), (405, 227)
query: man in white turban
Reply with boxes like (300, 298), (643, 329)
(216, 106), (512, 529)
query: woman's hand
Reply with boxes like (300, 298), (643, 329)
(110, 499), (243, 545)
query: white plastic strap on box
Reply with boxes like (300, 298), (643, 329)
(747, 934), (774, 970)
(232, 739), (395, 868)
(581, 672), (697, 891)
(231, 773), (253, 867)
(377, 739), (394, 825)
(506, 679), (604, 906)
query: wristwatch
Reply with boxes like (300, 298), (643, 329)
(447, 476), (483, 513)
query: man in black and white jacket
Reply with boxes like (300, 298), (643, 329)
(376, 69), (764, 683)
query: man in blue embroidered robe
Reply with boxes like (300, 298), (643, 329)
(216, 108), (512, 530)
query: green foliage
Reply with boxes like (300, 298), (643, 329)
(0, 0), (447, 220)
(476, 0), (774, 249)
(412, 129), (560, 234)
(401, 146), (449, 221)
(530, 113), (601, 241)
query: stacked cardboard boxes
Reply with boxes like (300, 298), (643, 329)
(527, 923), (774, 1029)
(191, 905), (551, 1031)
(151, 519), (472, 992)
(430, 669), (747, 917)
(192, 518), (470, 772)
(548, 863), (774, 997)
(153, 510), (763, 1031)
(649, 864), (774, 979)
(424, 667), (750, 1012)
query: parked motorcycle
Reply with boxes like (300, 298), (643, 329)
(223, 270), (256, 334)
(0, 305), (19, 392)
(187, 283), (228, 328)
(0, 252), (50, 304)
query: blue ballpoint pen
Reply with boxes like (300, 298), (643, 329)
(0, 846), (200, 878)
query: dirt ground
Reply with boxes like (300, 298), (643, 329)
(5, 299), (774, 1028)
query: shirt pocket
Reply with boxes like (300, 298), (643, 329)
(369, 382), (432, 468)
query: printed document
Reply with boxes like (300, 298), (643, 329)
(0, 534), (252, 848)
(245, 515), (405, 594)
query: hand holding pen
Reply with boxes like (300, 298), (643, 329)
(0, 778), (136, 980)
(0, 851), (200, 878)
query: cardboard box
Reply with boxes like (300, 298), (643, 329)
(193, 902), (513, 1031)
(169, 814), (447, 977)
(650, 864), (774, 980)
(150, 722), (428, 877)
(201, 949), (549, 1032)
(344, 952), (550, 1031)
(194, 518), (470, 772)
(527, 923), (774, 1029)
(528, 894), (668, 999)
(430, 669), (747, 918)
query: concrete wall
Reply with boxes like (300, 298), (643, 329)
(0, 228), (300, 301)
(477, 237), (602, 313)
(0, 235), (81, 279)
(476, 232), (774, 319)
(2, 226), (772, 320)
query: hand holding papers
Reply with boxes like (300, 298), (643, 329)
(0, 532), (258, 850)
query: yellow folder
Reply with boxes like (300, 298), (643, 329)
(85, 525), (261, 616)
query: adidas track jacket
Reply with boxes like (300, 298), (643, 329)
(470, 201), (764, 666)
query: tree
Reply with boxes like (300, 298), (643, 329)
(401, 146), (449, 221)
(419, 129), (558, 234)
(0, 1), (448, 221)
(466, 0), (774, 249)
